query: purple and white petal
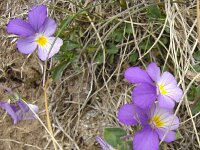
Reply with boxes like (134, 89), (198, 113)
(147, 62), (161, 82)
(133, 127), (159, 150)
(164, 85), (183, 102)
(28, 5), (47, 31)
(16, 36), (37, 54)
(124, 67), (153, 84)
(158, 94), (175, 109)
(16, 100), (29, 112)
(156, 129), (176, 142)
(157, 72), (177, 86)
(7, 19), (35, 36)
(132, 83), (157, 109)
(39, 18), (57, 36)
(37, 37), (63, 61)
(0, 102), (19, 124)
(118, 103), (139, 125)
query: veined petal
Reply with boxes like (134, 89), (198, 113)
(156, 129), (176, 142)
(39, 18), (57, 36)
(124, 67), (153, 84)
(147, 62), (161, 82)
(17, 36), (37, 54)
(164, 85), (183, 102)
(133, 127), (159, 150)
(157, 72), (177, 86)
(118, 103), (148, 126)
(158, 94), (175, 109)
(132, 83), (157, 109)
(28, 5), (47, 31)
(0, 102), (19, 124)
(7, 19), (35, 36)
(37, 37), (63, 61)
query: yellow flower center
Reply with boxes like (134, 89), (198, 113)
(158, 83), (168, 95)
(36, 35), (48, 46)
(151, 115), (164, 128)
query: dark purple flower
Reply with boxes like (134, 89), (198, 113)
(118, 103), (179, 150)
(6, 5), (63, 61)
(96, 136), (116, 150)
(124, 62), (183, 109)
(0, 100), (38, 124)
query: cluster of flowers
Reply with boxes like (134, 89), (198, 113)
(97, 63), (183, 150)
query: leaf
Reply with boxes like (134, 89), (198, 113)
(176, 130), (183, 140)
(51, 61), (69, 81)
(139, 40), (154, 50)
(129, 53), (138, 64)
(119, 141), (132, 150)
(125, 24), (132, 34)
(193, 65), (200, 72)
(107, 43), (119, 54)
(194, 51), (200, 61)
(118, 0), (127, 8)
(61, 40), (80, 51)
(111, 29), (124, 42)
(192, 99), (200, 115)
(160, 37), (168, 45)
(103, 127), (127, 148)
(95, 52), (103, 64)
(147, 4), (161, 21)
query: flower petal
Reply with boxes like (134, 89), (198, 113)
(118, 103), (139, 125)
(16, 36), (37, 54)
(133, 127), (159, 150)
(157, 129), (176, 142)
(39, 18), (57, 36)
(124, 67), (153, 84)
(28, 5), (47, 31)
(7, 19), (35, 36)
(158, 94), (175, 109)
(37, 37), (63, 61)
(132, 83), (157, 109)
(146, 62), (161, 82)
(164, 85), (183, 102)
(158, 71), (177, 86)
(0, 102), (19, 124)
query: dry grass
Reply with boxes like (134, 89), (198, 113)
(0, 0), (200, 150)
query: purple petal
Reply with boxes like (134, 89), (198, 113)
(132, 83), (157, 109)
(7, 19), (35, 36)
(156, 129), (176, 142)
(158, 72), (177, 85)
(133, 127), (159, 150)
(118, 103), (140, 125)
(28, 5), (47, 31)
(16, 100), (29, 112)
(124, 67), (153, 84)
(39, 18), (57, 36)
(37, 37), (63, 61)
(17, 36), (37, 54)
(16, 104), (39, 121)
(164, 85), (183, 102)
(96, 136), (115, 150)
(146, 62), (161, 82)
(158, 94), (175, 109)
(0, 102), (19, 124)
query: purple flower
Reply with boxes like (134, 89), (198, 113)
(118, 103), (179, 150)
(0, 100), (39, 124)
(96, 136), (116, 150)
(124, 62), (183, 109)
(6, 5), (63, 61)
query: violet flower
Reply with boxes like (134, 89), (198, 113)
(96, 136), (116, 150)
(118, 103), (179, 150)
(7, 5), (63, 61)
(0, 100), (38, 124)
(124, 62), (183, 109)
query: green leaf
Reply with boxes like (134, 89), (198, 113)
(95, 52), (103, 64)
(125, 24), (132, 34)
(51, 61), (69, 81)
(193, 65), (200, 72)
(61, 40), (80, 51)
(176, 130), (183, 140)
(111, 29), (124, 42)
(160, 37), (168, 45)
(119, 141), (132, 150)
(107, 43), (119, 54)
(118, 0), (127, 8)
(139, 40), (153, 50)
(129, 53), (138, 64)
(192, 99), (200, 114)
(103, 127), (127, 148)
(147, 4), (161, 21)
(194, 51), (200, 61)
